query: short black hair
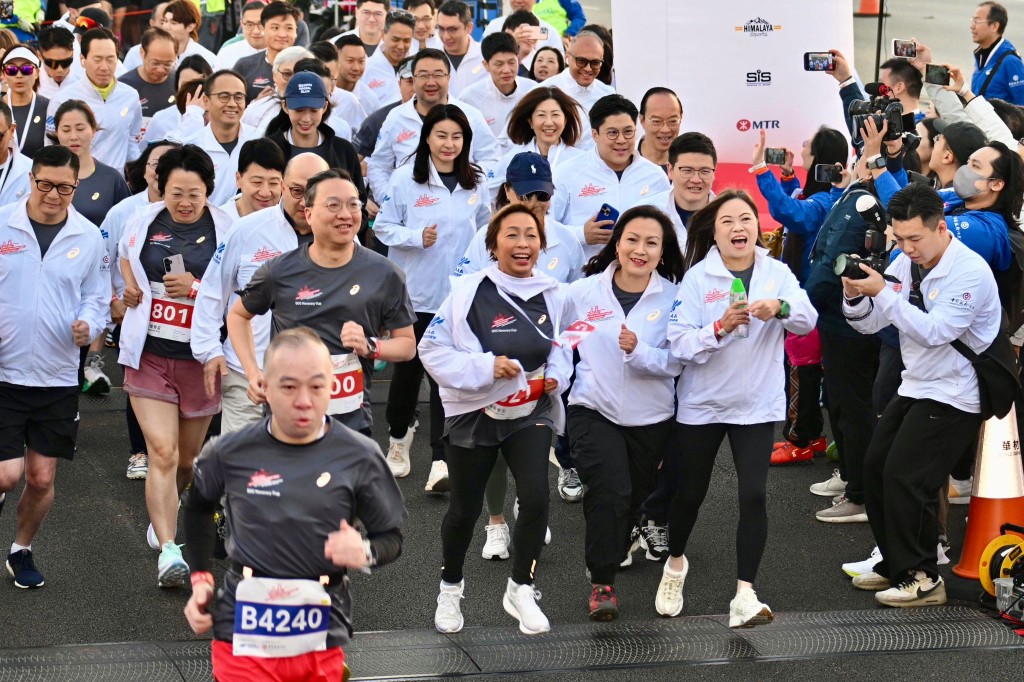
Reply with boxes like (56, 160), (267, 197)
(437, 0), (471, 25)
(887, 182), (945, 229)
(639, 87), (682, 117)
(668, 132), (717, 166)
(412, 47), (450, 74)
(357, 0), (388, 6)
(294, 57), (329, 78)
(38, 25), (74, 52)
(589, 94), (638, 130)
(238, 138), (287, 175)
(261, 1), (301, 26)
(176, 54), (213, 88)
(242, 0), (266, 13)
(989, 98), (1024, 139)
(204, 68), (245, 93)
(405, 0), (435, 10)
(481, 32), (518, 62)
(335, 34), (366, 51)
(0, 102), (12, 127)
(980, 1), (1009, 34)
(32, 144), (81, 178)
(304, 168), (355, 206)
(502, 9), (539, 31)
(80, 27), (117, 58)
(308, 41), (338, 65)
(385, 10), (416, 32)
(880, 58), (923, 99)
(157, 144), (217, 196)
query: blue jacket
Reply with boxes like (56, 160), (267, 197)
(972, 38), (1024, 105)
(755, 170), (842, 284)
(558, 0), (587, 36)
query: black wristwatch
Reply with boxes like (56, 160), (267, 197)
(866, 154), (886, 170)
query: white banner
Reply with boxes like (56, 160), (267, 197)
(612, 0), (855, 165)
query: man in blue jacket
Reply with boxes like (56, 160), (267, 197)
(970, 2), (1024, 105)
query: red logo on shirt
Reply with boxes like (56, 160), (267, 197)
(368, 79), (386, 89)
(396, 129), (417, 143)
(579, 183), (606, 198)
(296, 286), (322, 301)
(0, 239), (27, 254)
(248, 469), (283, 488)
(585, 306), (614, 322)
(414, 194), (440, 208)
(149, 232), (173, 243)
(267, 583), (300, 601)
(251, 246), (282, 263)
(704, 289), (729, 304)
(485, 117), (496, 125)
(892, 283), (903, 293)
(492, 313), (516, 329)
(963, 292), (972, 301)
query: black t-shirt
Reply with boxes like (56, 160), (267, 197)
(139, 209), (217, 359)
(446, 51), (465, 71)
(220, 138), (239, 156)
(728, 264), (755, 296)
(674, 203), (695, 230)
(364, 42), (377, 58)
(238, 243), (417, 432)
(119, 70), (176, 119)
(612, 278), (643, 316)
(234, 51), (274, 102)
(72, 162), (133, 227)
(11, 94), (49, 158)
(438, 170), (459, 193)
(29, 215), (67, 258)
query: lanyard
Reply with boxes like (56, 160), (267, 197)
(4, 93), (36, 153)
(0, 155), (12, 196)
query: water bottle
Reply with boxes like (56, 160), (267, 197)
(730, 277), (748, 339)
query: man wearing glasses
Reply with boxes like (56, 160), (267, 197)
(227, 169), (417, 437)
(358, 9), (416, 110)
(193, 153), (329, 434)
(435, 1), (487, 98)
(407, 0), (444, 54)
(543, 31), (612, 115)
(550, 94), (671, 258)
(637, 87), (683, 174)
(666, 132), (717, 233)
(0, 145), (110, 590)
(120, 28), (180, 130)
(336, 0), (389, 58)
(969, 1), (1024, 104)
(215, 1), (267, 70)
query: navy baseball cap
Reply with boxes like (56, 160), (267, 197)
(284, 72), (328, 110)
(506, 152), (554, 196)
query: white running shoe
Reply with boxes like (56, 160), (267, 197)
(729, 587), (773, 628)
(948, 476), (973, 505)
(387, 425), (416, 478)
(655, 557), (688, 617)
(809, 469), (847, 497)
(157, 542), (189, 588)
(425, 460), (450, 493)
(435, 580), (464, 633)
(557, 467), (583, 502)
(842, 546), (881, 577)
(482, 523), (510, 560)
(502, 578), (550, 634)
(875, 571), (946, 607)
(126, 452), (148, 480)
(147, 523), (160, 550)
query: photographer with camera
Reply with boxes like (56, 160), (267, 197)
(840, 182), (1003, 607)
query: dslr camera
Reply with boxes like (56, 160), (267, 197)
(834, 195), (893, 279)
(849, 99), (905, 142)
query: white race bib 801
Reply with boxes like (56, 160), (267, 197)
(328, 353), (364, 416)
(233, 576), (331, 658)
(148, 281), (194, 342)
(484, 365), (545, 420)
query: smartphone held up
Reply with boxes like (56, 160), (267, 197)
(803, 51), (835, 72)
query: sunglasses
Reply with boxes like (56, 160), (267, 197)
(3, 64), (36, 77)
(522, 191), (552, 202)
(43, 57), (74, 70)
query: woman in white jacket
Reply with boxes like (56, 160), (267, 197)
(375, 103), (491, 491)
(419, 203), (572, 637)
(655, 190), (817, 627)
(567, 205), (685, 621)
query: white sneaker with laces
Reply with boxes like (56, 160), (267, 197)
(425, 460), (450, 493)
(387, 425), (416, 478)
(655, 557), (688, 617)
(842, 546), (881, 577)
(948, 476), (973, 505)
(728, 587), (773, 628)
(126, 452), (148, 480)
(557, 467), (583, 502)
(809, 469), (847, 497)
(875, 571), (946, 607)
(435, 580), (465, 633)
(482, 523), (510, 560)
(502, 577), (550, 634)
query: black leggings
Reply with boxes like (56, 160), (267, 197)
(387, 312), (444, 461)
(667, 421), (774, 583)
(441, 425), (551, 585)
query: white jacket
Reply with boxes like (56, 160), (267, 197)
(453, 218), (585, 284)
(843, 236), (1001, 413)
(487, 140), (585, 203)
(350, 80), (380, 119)
(191, 204), (299, 373)
(458, 76), (538, 149)
(551, 147), (672, 258)
(366, 97), (500, 198)
(0, 200), (109, 387)
(668, 246), (817, 425)
(46, 77), (143, 170)
(543, 68), (614, 114)
(117, 201), (234, 369)
(568, 265), (683, 426)
(375, 160), (491, 312)
(141, 105), (182, 149)
(123, 38), (217, 72)
(0, 151), (32, 208)
(175, 108), (259, 206)
(446, 40), (489, 99)
(216, 38), (260, 70)
(418, 266), (573, 431)
(101, 191), (152, 295)
(359, 49), (402, 110)
(331, 88), (368, 132)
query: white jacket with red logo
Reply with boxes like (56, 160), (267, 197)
(374, 160), (491, 313)
(567, 264), (682, 426)
(118, 201), (233, 369)
(550, 147), (672, 259)
(358, 49), (403, 111)
(191, 204), (301, 373)
(458, 76), (538, 147)
(668, 246), (817, 425)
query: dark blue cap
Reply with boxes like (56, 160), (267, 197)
(505, 152), (554, 195)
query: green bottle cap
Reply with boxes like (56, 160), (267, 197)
(730, 277), (746, 293)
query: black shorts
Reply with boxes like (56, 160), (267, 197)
(0, 382), (80, 461)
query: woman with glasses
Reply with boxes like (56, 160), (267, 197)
(117, 144), (233, 588)
(1, 45), (48, 157)
(528, 47), (564, 83)
(489, 87), (584, 200)
(374, 104), (491, 492)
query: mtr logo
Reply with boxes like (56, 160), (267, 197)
(736, 119), (780, 132)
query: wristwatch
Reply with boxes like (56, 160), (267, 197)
(775, 299), (791, 319)
(365, 336), (381, 360)
(865, 154), (886, 170)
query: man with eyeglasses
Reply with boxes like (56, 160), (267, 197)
(435, 1), (487, 98)
(120, 28), (180, 131)
(666, 132), (717, 234)
(354, 57), (414, 161)
(0, 103), (32, 207)
(543, 31), (613, 115)
(358, 9), (416, 110)
(335, 0), (389, 58)
(37, 26), (80, 100)
(123, 0), (218, 73)
(551, 94), (671, 258)
(193, 153), (329, 434)
(234, 1), (302, 102)
(215, 1), (267, 70)
(366, 48), (499, 199)
(970, 1), (1024, 104)
(227, 169), (417, 437)
(46, 27), (143, 173)
(175, 69), (257, 205)
(0, 145), (110, 590)
(406, 0), (444, 54)
(637, 87), (683, 174)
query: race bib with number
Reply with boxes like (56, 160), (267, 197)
(329, 353), (364, 416)
(556, 320), (597, 349)
(148, 281), (194, 343)
(233, 576), (331, 658)
(484, 365), (545, 420)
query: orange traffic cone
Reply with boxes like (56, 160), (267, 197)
(854, 0), (887, 17)
(953, 405), (1024, 579)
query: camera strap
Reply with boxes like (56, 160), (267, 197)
(979, 49), (1020, 97)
